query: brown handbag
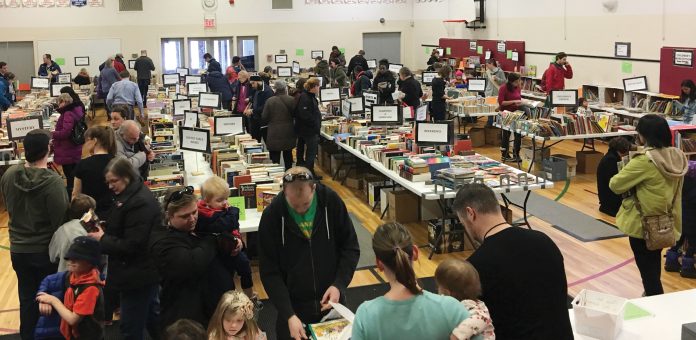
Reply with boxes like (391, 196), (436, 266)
(633, 178), (682, 251)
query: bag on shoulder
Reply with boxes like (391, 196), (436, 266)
(70, 114), (87, 145)
(634, 178), (681, 251)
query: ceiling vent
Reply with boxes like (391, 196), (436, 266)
(119, 0), (143, 12)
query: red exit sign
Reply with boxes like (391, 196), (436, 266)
(204, 17), (216, 29)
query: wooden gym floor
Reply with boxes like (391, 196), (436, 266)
(1, 112), (695, 334)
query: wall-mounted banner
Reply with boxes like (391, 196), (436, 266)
(22, 0), (38, 7)
(88, 0), (102, 6)
(5, 0), (22, 8)
(304, 0), (408, 4)
(56, 0), (70, 7)
(38, 0), (55, 7)
(70, 0), (86, 7)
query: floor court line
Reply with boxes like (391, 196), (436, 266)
(568, 257), (635, 288)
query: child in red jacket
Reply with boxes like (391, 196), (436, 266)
(542, 52), (573, 93)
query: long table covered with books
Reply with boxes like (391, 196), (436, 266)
(495, 123), (638, 173)
(321, 130), (553, 258)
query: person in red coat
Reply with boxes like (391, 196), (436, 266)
(542, 52), (573, 93)
(114, 54), (127, 74)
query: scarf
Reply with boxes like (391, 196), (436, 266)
(60, 268), (104, 339)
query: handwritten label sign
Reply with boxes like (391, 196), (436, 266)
(388, 64), (403, 74)
(417, 122), (449, 144)
(185, 75), (202, 84)
(341, 100), (352, 118)
(623, 76), (648, 92)
(31, 77), (50, 89)
(551, 90), (578, 106)
(366, 59), (377, 69)
(57, 73), (71, 84)
(198, 92), (221, 109)
(372, 106), (399, 123)
(511, 51), (519, 62)
(214, 116), (244, 136)
(179, 126), (211, 154)
(163, 73), (180, 86)
(277, 66), (292, 77)
(183, 110), (198, 128)
(497, 42), (506, 52)
(173, 99), (191, 116)
(51, 83), (68, 97)
(292, 61), (301, 74)
(346, 97), (364, 112)
(422, 72), (437, 84)
(7, 117), (43, 140)
(469, 41), (476, 50)
(484, 50), (491, 60)
(363, 92), (378, 112)
(320, 88), (340, 102)
(416, 104), (427, 121)
(674, 50), (693, 67)
(468, 79), (486, 92)
(187, 83), (207, 96)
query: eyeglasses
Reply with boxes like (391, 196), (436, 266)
(282, 172), (314, 184)
(165, 186), (194, 210)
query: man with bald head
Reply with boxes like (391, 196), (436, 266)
(115, 120), (153, 179)
(259, 166), (359, 340)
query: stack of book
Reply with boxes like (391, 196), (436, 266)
(401, 157), (431, 182)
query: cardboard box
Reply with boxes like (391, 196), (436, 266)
(367, 181), (392, 207)
(572, 289), (627, 340)
(521, 158), (543, 173)
(484, 126), (502, 146)
(420, 198), (442, 221)
(427, 219), (474, 254)
(552, 154), (578, 177)
(331, 154), (355, 177)
(381, 187), (404, 218)
(576, 150), (604, 174)
(521, 147), (551, 162)
(387, 190), (419, 223)
(345, 174), (362, 190)
(468, 128), (486, 148)
(682, 322), (696, 340)
(543, 156), (568, 182)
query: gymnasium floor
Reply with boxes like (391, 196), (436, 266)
(1, 113), (695, 335)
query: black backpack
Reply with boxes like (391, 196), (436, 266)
(70, 114), (87, 145)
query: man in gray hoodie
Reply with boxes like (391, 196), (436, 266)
(0, 129), (69, 339)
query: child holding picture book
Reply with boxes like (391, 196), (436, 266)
(207, 290), (266, 340)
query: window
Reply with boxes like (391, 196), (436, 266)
(272, 0), (292, 9)
(188, 37), (233, 74)
(237, 36), (258, 71)
(161, 38), (185, 73)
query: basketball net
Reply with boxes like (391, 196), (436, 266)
(443, 20), (466, 38)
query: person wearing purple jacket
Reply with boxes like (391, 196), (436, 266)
(52, 93), (85, 195)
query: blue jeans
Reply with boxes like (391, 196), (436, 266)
(120, 284), (160, 340)
(11, 252), (57, 340)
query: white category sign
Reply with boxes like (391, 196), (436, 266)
(497, 42), (506, 52)
(469, 41), (477, 50)
(372, 106), (399, 122)
(183, 111), (198, 128)
(163, 74), (180, 86)
(185, 75), (202, 84)
(278, 67), (292, 77)
(418, 123), (449, 143)
(31, 77), (50, 89)
(485, 50), (491, 60)
(176, 68), (189, 77)
(363, 92), (378, 111)
(511, 51), (519, 62)
(468, 79), (486, 92)
(342, 100), (351, 117)
(51, 83), (68, 97)
(311, 50), (323, 59)
(416, 104), (428, 121)
(623, 76), (647, 92)
(422, 72), (437, 84)
(551, 90), (577, 106)
(674, 50), (693, 67)
(320, 88), (341, 102)
(615, 43), (629, 57)
(188, 83), (207, 96)
(199, 92), (221, 108)
(292, 62), (300, 74)
(275, 54), (288, 63)
(57, 73), (71, 83)
(215, 116), (244, 135)
(180, 127), (210, 153)
(173, 99), (191, 116)
(388, 64), (403, 74)
(7, 117), (43, 140)
(346, 97), (364, 112)
(366, 59), (377, 69)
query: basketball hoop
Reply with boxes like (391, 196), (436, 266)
(443, 19), (467, 38)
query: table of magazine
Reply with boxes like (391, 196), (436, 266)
(569, 288), (696, 339)
(494, 124), (638, 173)
(321, 132), (554, 257)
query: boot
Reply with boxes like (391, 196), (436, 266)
(665, 249), (682, 272)
(681, 256), (696, 279)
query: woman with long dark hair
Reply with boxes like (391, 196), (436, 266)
(498, 73), (528, 162)
(609, 114), (688, 295)
(72, 126), (117, 219)
(352, 223), (469, 339)
(430, 65), (451, 121)
(674, 79), (696, 124)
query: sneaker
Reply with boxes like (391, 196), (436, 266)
(501, 153), (512, 162)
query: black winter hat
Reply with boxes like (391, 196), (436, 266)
(65, 236), (102, 268)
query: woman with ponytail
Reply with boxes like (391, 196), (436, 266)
(352, 223), (470, 340)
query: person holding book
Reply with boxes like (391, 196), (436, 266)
(430, 65), (451, 121)
(150, 186), (234, 331)
(674, 79), (696, 124)
(49, 194), (97, 272)
(87, 157), (161, 339)
(435, 259), (495, 340)
(498, 73), (529, 162)
(452, 183), (573, 339)
(352, 223), (469, 340)
(1, 129), (70, 340)
(372, 59), (396, 104)
(259, 167), (359, 340)
(609, 114), (688, 296)
(196, 176), (258, 303)
(38, 53), (62, 83)
(36, 236), (105, 340)
(207, 290), (267, 340)
(596, 137), (631, 217)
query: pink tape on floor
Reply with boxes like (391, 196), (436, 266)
(568, 257), (635, 288)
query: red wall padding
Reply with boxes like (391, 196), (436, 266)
(660, 46), (696, 96)
(438, 38), (526, 72)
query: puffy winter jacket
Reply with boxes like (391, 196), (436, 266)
(34, 271), (69, 339)
(294, 90), (321, 138)
(206, 71), (233, 103)
(52, 102), (85, 165)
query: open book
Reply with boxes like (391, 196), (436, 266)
(308, 302), (354, 340)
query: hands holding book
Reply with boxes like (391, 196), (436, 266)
(288, 315), (308, 340)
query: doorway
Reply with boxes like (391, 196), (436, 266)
(0, 41), (35, 85)
(236, 36), (258, 72)
(362, 32), (401, 64)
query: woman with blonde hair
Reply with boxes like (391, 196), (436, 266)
(73, 68), (91, 86)
(207, 291), (266, 340)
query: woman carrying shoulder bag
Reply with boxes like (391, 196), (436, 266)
(609, 114), (688, 296)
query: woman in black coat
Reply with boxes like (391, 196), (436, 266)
(372, 59), (396, 104)
(596, 137), (631, 217)
(430, 65), (451, 121)
(294, 78), (322, 176)
(262, 80), (297, 170)
(206, 71), (233, 110)
(88, 157), (161, 340)
(398, 67), (423, 108)
(149, 187), (233, 330)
